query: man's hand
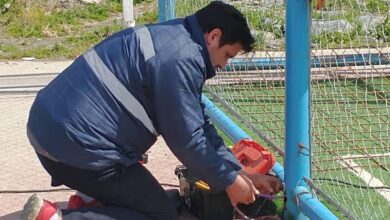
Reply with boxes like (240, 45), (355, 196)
(225, 173), (258, 206)
(238, 170), (281, 195)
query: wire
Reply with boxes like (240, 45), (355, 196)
(0, 188), (73, 194)
(4, 178), (385, 194)
(0, 183), (180, 194)
(234, 206), (251, 220)
(160, 183), (180, 188)
(313, 177), (390, 189)
(256, 193), (285, 200)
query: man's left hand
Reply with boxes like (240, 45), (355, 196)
(238, 170), (281, 195)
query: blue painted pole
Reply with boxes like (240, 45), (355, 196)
(202, 95), (285, 182)
(285, 0), (311, 219)
(294, 186), (338, 220)
(158, 0), (175, 22)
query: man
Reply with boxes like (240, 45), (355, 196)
(21, 1), (280, 220)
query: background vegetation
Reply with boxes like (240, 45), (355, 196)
(0, 0), (388, 58)
(0, 0), (157, 59)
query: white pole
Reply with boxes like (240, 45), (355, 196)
(122, 0), (135, 28)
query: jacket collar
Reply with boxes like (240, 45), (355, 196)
(184, 15), (216, 80)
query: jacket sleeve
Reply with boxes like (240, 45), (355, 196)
(150, 56), (237, 192)
(201, 104), (242, 171)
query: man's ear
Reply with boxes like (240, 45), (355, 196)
(205, 28), (222, 49)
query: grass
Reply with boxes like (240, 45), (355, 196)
(0, 0), (157, 59)
(3, 1), (122, 38)
(136, 10), (158, 25)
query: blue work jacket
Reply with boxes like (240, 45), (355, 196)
(27, 15), (241, 192)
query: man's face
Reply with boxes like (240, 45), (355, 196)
(205, 28), (242, 70)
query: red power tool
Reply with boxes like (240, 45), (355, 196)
(231, 139), (275, 175)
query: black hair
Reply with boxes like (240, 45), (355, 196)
(195, 1), (254, 53)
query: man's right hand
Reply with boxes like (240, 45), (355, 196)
(225, 173), (258, 206)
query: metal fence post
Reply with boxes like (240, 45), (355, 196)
(158, 0), (175, 22)
(122, 0), (135, 27)
(285, 0), (337, 218)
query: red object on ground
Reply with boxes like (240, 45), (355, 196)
(231, 139), (275, 174)
(21, 194), (60, 220)
(67, 194), (101, 209)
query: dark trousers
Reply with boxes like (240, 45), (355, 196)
(37, 153), (178, 220)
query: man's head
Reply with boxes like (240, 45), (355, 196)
(195, 1), (254, 69)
